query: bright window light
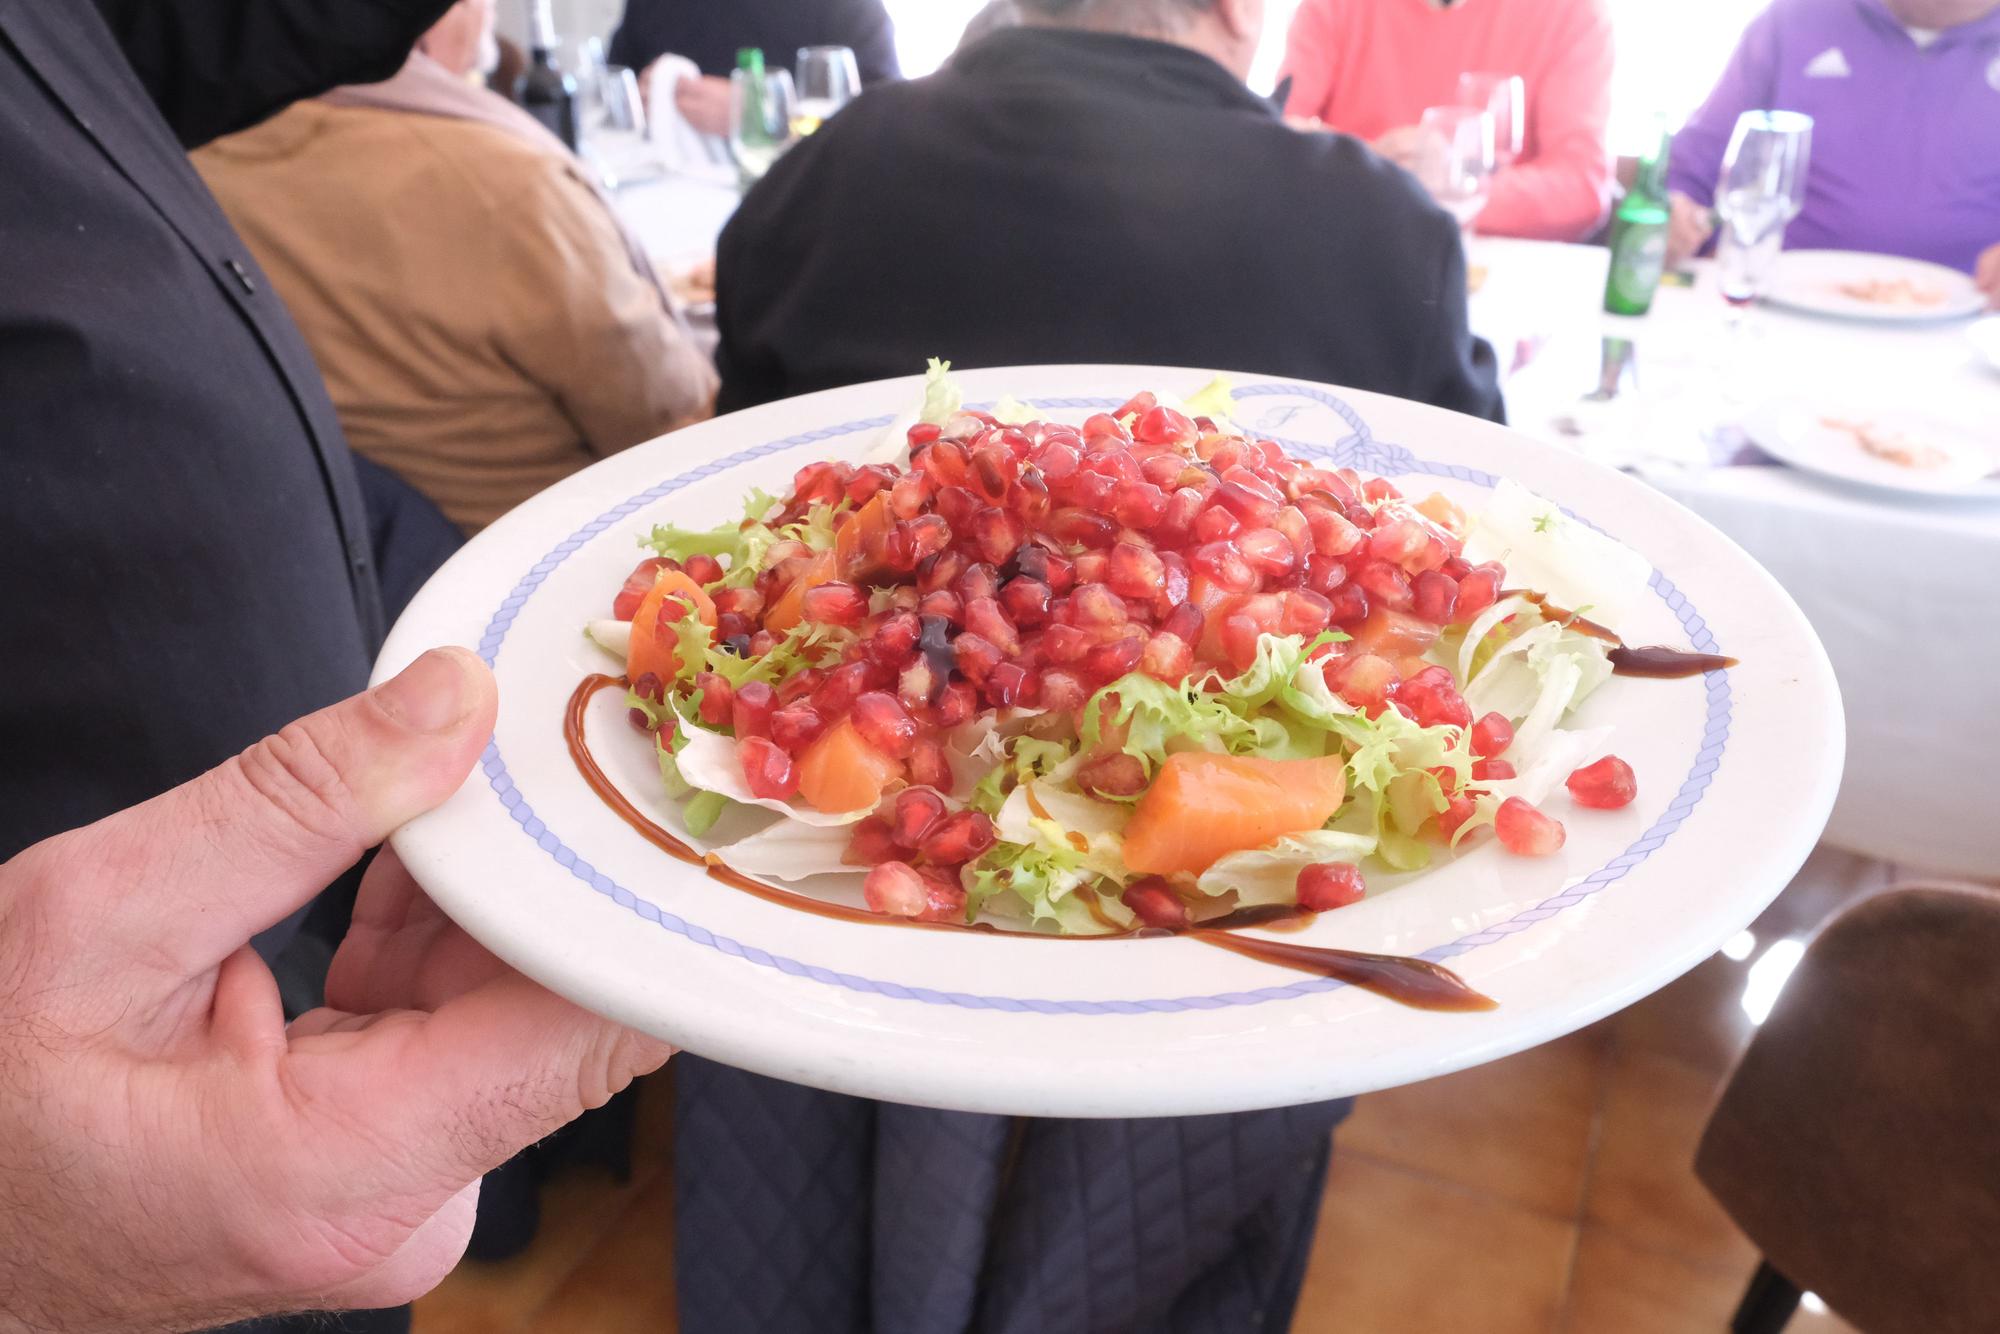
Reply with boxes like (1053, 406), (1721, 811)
(888, 0), (1765, 153)
(1741, 937), (1807, 1025)
(1720, 929), (1757, 962)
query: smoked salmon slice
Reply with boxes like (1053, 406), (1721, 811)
(1121, 752), (1348, 876)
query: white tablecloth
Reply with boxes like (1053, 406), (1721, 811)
(1469, 238), (2000, 879)
(610, 189), (2000, 876)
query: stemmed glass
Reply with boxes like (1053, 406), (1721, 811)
(1414, 105), (1495, 233)
(1455, 72), (1524, 171)
(791, 45), (861, 137)
(581, 66), (654, 187)
(1714, 110), (1813, 313)
(728, 66), (797, 189)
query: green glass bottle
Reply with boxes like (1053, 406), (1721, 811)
(1603, 122), (1674, 316)
(732, 48), (780, 191)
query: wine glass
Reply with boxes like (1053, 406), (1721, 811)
(791, 45), (861, 137)
(1713, 110), (1813, 310)
(1455, 72), (1524, 171)
(728, 66), (797, 188)
(582, 66), (654, 186)
(1414, 105), (1495, 232)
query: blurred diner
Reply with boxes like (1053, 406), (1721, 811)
(194, 0), (716, 534)
(1664, 0), (2000, 279)
(1278, 0), (1616, 241)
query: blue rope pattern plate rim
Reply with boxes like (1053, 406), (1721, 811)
(470, 384), (1731, 1015)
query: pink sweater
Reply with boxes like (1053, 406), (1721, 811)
(1279, 0), (1615, 241)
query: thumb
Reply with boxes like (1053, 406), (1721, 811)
(62, 647), (497, 982)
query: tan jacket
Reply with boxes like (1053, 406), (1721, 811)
(195, 101), (717, 532)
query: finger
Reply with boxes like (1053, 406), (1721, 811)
(326, 849), (510, 1014)
(65, 648), (496, 984)
(315, 1180), (481, 1312)
(293, 971), (671, 1201)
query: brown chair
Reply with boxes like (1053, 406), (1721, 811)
(1695, 883), (2000, 1334)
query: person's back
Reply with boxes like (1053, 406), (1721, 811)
(716, 25), (1501, 421)
(609, 0), (901, 81)
(197, 57), (717, 532)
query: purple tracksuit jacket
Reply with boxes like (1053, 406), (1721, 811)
(1669, 0), (2000, 273)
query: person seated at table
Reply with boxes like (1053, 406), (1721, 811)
(715, 0), (1501, 421)
(194, 0), (717, 533)
(1277, 0), (1615, 242)
(609, 0), (900, 138)
(1665, 0), (2000, 293)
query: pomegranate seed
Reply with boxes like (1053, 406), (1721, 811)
(915, 867), (969, 922)
(1068, 582), (1129, 627)
(1455, 568), (1501, 622)
(1238, 527), (1298, 581)
(1567, 756), (1637, 809)
(921, 809), (997, 866)
(1191, 540), (1257, 591)
(768, 703), (829, 754)
(1471, 758), (1517, 782)
(1140, 631), (1193, 682)
(890, 788), (947, 847)
(1068, 471), (1118, 510)
(1295, 863), (1365, 912)
(1438, 795), (1479, 840)
(802, 581), (868, 627)
(1215, 467), (1283, 525)
(1009, 469), (1053, 524)
(921, 440), (970, 487)
(613, 556), (673, 620)
(739, 736), (798, 800)
(844, 817), (897, 866)
(631, 671), (665, 704)
(931, 680), (978, 727)
(678, 553), (721, 587)
(1037, 668), (1090, 713)
(889, 472), (934, 519)
(898, 656), (938, 709)
(1158, 550), (1191, 608)
(919, 591), (965, 627)
(1133, 405), (1197, 445)
(1139, 452), (1186, 487)
(953, 632), (1004, 684)
(1361, 476), (1402, 503)
(1121, 878), (1190, 930)
(1035, 440), (1081, 480)
(715, 611), (754, 642)
(1078, 752), (1148, 798)
(627, 707), (653, 734)
(1041, 551), (1077, 593)
(934, 485), (980, 530)
(869, 611), (922, 665)
(1410, 570), (1458, 624)
(1000, 577), (1053, 627)
(693, 672), (734, 726)
(1048, 507), (1118, 548)
(1106, 542), (1167, 600)
(901, 516), (952, 569)
(1072, 550), (1109, 586)
(747, 630), (778, 656)
(1083, 633), (1145, 681)
(1039, 623), (1091, 664)
(1191, 503), (1242, 543)
(1495, 798), (1565, 855)
(1157, 487), (1206, 544)
(1110, 481), (1170, 529)
(1160, 602), (1206, 645)
(906, 421), (942, 447)
(864, 861), (930, 916)
(850, 692), (918, 758)
(1401, 674), (1471, 729)
(1111, 391), (1157, 420)
(1280, 590), (1334, 638)
(1471, 712), (1514, 758)
(814, 661), (873, 718)
(712, 586), (764, 620)
(1219, 614), (1265, 671)
(777, 670), (826, 707)
(970, 445), (1015, 502)
(732, 680), (775, 738)
(963, 597), (1022, 655)
(909, 738), (954, 791)
(1352, 561), (1414, 611)
(1333, 653), (1400, 716)
(968, 507), (1025, 565)
(1325, 582), (1369, 625)
(1303, 504), (1363, 556)
(984, 662), (1033, 707)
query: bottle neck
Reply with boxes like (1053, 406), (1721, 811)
(527, 0), (559, 54)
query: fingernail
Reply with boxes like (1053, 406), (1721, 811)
(373, 648), (478, 732)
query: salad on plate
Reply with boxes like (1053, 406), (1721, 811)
(573, 365), (1683, 947)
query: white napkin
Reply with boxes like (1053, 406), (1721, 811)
(644, 54), (733, 175)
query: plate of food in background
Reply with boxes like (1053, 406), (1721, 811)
(1764, 250), (1988, 323)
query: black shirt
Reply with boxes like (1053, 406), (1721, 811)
(715, 27), (1502, 423)
(0, 0), (446, 858)
(607, 0), (901, 83)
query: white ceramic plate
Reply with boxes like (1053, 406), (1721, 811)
(376, 366), (1842, 1117)
(1742, 400), (2000, 499)
(1765, 249), (1987, 323)
(1970, 319), (2000, 377)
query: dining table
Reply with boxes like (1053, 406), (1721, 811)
(613, 169), (2000, 881)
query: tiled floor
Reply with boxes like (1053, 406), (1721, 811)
(417, 847), (1897, 1333)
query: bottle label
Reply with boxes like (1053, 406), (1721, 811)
(1607, 225), (1667, 309)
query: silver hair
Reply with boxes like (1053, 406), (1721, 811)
(1014, 0), (1217, 33)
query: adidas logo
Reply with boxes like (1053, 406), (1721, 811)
(1804, 47), (1851, 77)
